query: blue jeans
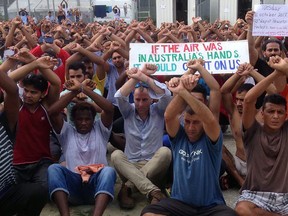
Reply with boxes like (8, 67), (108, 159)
(47, 164), (116, 205)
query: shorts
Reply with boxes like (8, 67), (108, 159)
(236, 190), (288, 215)
(141, 198), (237, 216)
(233, 155), (247, 176)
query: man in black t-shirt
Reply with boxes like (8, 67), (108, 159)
(245, 11), (286, 108)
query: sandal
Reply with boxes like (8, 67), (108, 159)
(219, 175), (230, 190)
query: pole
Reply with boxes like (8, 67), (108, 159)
(27, 0), (31, 15)
(90, 0), (93, 22)
(52, 0), (56, 19)
(3, 0), (8, 20)
(16, 0), (19, 14)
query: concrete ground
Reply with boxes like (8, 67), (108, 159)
(41, 128), (240, 216)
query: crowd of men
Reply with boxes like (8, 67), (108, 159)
(0, 7), (288, 216)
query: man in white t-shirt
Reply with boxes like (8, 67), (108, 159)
(47, 78), (116, 215)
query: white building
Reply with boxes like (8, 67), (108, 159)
(6, 0), (288, 25)
(155, 0), (287, 27)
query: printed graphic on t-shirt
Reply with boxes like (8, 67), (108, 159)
(178, 148), (203, 164)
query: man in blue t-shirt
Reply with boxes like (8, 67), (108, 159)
(141, 65), (236, 215)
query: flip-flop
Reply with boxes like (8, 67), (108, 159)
(219, 175), (230, 190)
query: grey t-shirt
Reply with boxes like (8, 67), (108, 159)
(242, 120), (288, 193)
(56, 120), (111, 172)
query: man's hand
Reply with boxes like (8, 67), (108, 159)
(72, 33), (82, 42)
(166, 77), (185, 94)
(181, 74), (199, 92)
(65, 79), (81, 92)
(110, 41), (121, 51)
(36, 56), (58, 69)
(41, 39), (59, 52)
(236, 63), (253, 76)
(10, 48), (37, 64)
(126, 67), (142, 80)
(76, 92), (88, 100)
(82, 79), (97, 90)
(12, 17), (22, 28)
(88, 42), (103, 52)
(53, 25), (63, 33)
(141, 64), (158, 75)
(192, 17), (202, 24)
(162, 30), (172, 37)
(129, 21), (138, 30)
(70, 43), (83, 53)
(187, 59), (205, 74)
(268, 56), (288, 73)
(126, 67), (138, 78)
(138, 22), (149, 30)
(102, 28), (111, 37)
(245, 11), (255, 26)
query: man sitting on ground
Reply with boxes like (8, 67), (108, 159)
(47, 78), (116, 216)
(235, 56), (288, 216)
(111, 64), (172, 209)
(141, 73), (236, 216)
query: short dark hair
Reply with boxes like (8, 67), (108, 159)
(68, 62), (86, 75)
(82, 56), (92, 64)
(44, 49), (57, 58)
(185, 106), (195, 115)
(71, 102), (96, 123)
(262, 39), (283, 51)
(191, 84), (207, 99)
(237, 83), (254, 94)
(262, 94), (287, 110)
(111, 51), (122, 58)
(23, 73), (48, 92)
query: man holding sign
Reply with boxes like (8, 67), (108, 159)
(245, 10), (286, 108)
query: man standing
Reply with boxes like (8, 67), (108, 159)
(113, 5), (121, 20)
(46, 11), (55, 22)
(111, 65), (172, 209)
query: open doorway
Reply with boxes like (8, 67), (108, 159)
(176, 0), (187, 24)
(238, 0), (252, 19)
